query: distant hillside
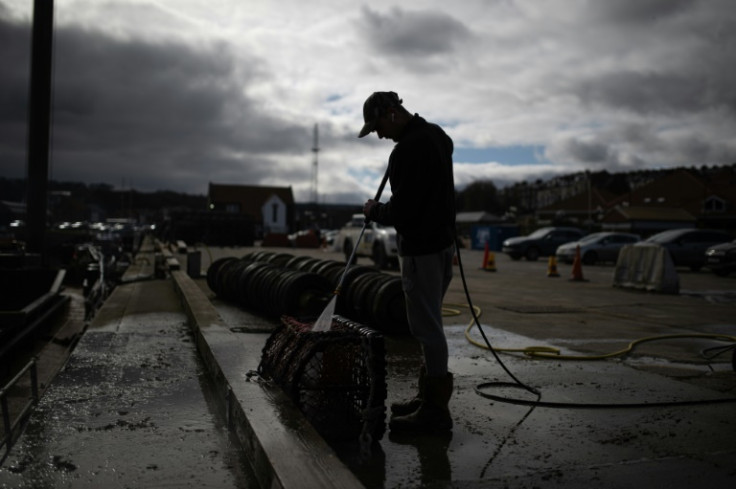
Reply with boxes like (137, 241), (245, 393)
(1, 178), (207, 223)
(3, 162), (734, 223)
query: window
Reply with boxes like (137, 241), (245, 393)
(704, 196), (725, 213)
(272, 203), (279, 223)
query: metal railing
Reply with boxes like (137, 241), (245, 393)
(1, 358), (39, 466)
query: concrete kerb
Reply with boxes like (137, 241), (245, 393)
(170, 270), (364, 489)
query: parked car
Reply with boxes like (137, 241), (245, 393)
(502, 227), (584, 261)
(335, 214), (398, 269)
(705, 239), (736, 276)
(321, 229), (338, 246)
(637, 228), (733, 271)
(556, 232), (640, 265)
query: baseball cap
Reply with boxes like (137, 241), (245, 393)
(358, 91), (403, 138)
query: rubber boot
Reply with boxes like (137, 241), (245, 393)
(389, 373), (453, 433)
(390, 366), (426, 417)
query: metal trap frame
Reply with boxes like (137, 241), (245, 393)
(258, 315), (387, 443)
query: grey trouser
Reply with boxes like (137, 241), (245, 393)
(399, 244), (455, 377)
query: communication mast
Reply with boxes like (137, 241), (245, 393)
(311, 123), (319, 204)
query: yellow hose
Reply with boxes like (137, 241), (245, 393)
(443, 302), (736, 361)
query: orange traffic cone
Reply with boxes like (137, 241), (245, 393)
(481, 241), (497, 271)
(485, 250), (497, 272)
(570, 245), (587, 282)
(547, 255), (560, 277)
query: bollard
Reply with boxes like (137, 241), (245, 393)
(547, 255), (560, 277)
(484, 250), (497, 272)
(187, 251), (201, 278)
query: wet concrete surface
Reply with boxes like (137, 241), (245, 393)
(1, 249), (257, 488)
(198, 245), (736, 488)
(2, 242), (735, 488)
(0, 287), (87, 448)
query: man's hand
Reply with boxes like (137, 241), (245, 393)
(363, 199), (377, 219)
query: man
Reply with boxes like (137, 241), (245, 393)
(359, 91), (456, 433)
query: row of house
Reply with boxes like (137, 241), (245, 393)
(5, 166), (731, 247)
(210, 166), (736, 244)
(534, 167), (736, 236)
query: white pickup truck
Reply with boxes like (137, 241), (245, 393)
(336, 214), (399, 269)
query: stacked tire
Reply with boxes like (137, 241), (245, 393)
(207, 256), (332, 319)
(206, 252), (409, 334)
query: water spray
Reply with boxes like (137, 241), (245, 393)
(312, 163), (391, 332)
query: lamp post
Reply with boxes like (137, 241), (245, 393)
(586, 170), (592, 232)
(26, 0), (55, 260)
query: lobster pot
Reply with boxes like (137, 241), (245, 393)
(258, 315), (387, 443)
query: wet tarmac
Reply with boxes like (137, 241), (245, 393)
(203, 245), (736, 488)
(1, 247), (257, 488)
(2, 241), (735, 488)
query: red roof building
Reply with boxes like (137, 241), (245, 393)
(208, 183), (295, 236)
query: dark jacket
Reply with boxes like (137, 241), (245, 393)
(368, 114), (456, 256)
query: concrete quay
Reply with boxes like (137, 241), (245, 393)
(2, 240), (735, 488)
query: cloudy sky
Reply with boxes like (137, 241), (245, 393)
(1, 0), (735, 203)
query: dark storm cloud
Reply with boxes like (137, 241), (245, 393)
(576, 72), (710, 115)
(543, 0), (736, 171)
(357, 6), (472, 61)
(0, 12), (309, 194)
(591, 0), (695, 24)
(561, 138), (611, 165)
(550, 120), (734, 172)
(547, 135), (641, 171)
(571, 0), (736, 117)
(3, 1), (736, 198)
(615, 122), (733, 163)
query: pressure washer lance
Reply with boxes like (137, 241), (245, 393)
(312, 165), (391, 332)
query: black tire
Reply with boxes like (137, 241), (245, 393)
(206, 256), (237, 295)
(295, 257), (322, 272)
(238, 261), (271, 309)
(582, 251), (597, 266)
(343, 240), (356, 264)
(265, 252), (294, 267)
(334, 265), (374, 315)
(349, 272), (383, 322)
(372, 276), (409, 334)
(277, 271), (331, 317)
(284, 255), (312, 270)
